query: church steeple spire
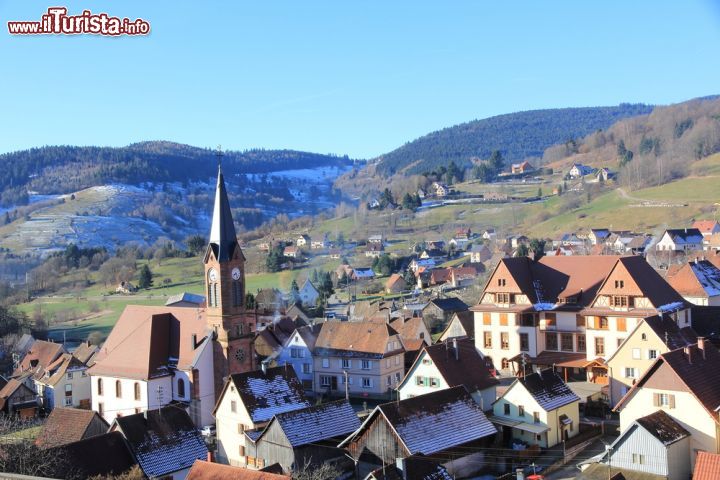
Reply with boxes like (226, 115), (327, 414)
(209, 151), (238, 262)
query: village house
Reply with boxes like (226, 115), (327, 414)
(312, 321), (405, 399)
(490, 369), (580, 448)
(568, 163), (594, 178)
(692, 220), (720, 237)
(283, 245), (300, 258)
(438, 311), (475, 341)
(88, 306), (217, 427)
(666, 258), (720, 306)
(450, 266), (480, 288)
(351, 267), (376, 281)
(35, 407), (109, 449)
(605, 314), (696, 406)
(0, 377), (38, 417)
(410, 257), (435, 273)
(422, 297), (469, 330)
(34, 347), (96, 410)
(588, 228), (611, 245)
(599, 410), (691, 479)
(432, 182), (451, 197)
(165, 292), (206, 308)
(511, 161), (535, 175)
(465, 243), (492, 263)
(273, 325), (321, 391)
(655, 228), (704, 251)
(111, 406), (208, 480)
(482, 228), (497, 240)
(255, 288), (286, 312)
(366, 456), (452, 480)
(245, 400), (360, 473)
(213, 366), (310, 467)
(310, 235), (328, 249)
(384, 273), (408, 294)
(340, 386), (497, 479)
(594, 167), (616, 182)
(297, 279), (319, 306)
(614, 339), (720, 470)
(448, 236), (470, 250)
(368, 234), (384, 245)
(12, 339), (66, 390)
(48, 431), (137, 479)
(365, 242), (384, 257)
(254, 317), (301, 364)
(398, 338), (498, 410)
(295, 234), (310, 247)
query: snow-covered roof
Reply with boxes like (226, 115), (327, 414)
(515, 369), (580, 411)
(227, 366), (310, 423)
(341, 386), (496, 454)
(265, 400), (360, 448)
(690, 260), (720, 297)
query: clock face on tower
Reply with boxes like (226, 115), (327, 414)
(232, 267), (241, 281)
(234, 348), (245, 362)
(208, 268), (218, 282)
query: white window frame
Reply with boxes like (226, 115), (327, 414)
(342, 359), (351, 369)
(322, 358), (329, 368)
(632, 348), (641, 360)
(361, 377), (372, 388)
(361, 360), (371, 370)
(302, 363), (311, 374)
(648, 349), (658, 360)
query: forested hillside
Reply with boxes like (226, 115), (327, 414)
(374, 104), (653, 176)
(541, 95), (720, 189)
(0, 141), (353, 207)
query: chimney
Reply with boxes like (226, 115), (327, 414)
(684, 346), (692, 364)
(698, 337), (706, 359)
(207, 451), (215, 462)
(452, 337), (459, 361)
(191, 334), (197, 350)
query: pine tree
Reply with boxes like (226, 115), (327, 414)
(138, 264), (153, 289)
(289, 280), (300, 304)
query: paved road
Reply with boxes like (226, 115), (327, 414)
(543, 437), (612, 480)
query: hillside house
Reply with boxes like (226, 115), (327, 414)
(614, 340), (720, 471)
(490, 369), (580, 448)
(465, 244), (492, 263)
(692, 220), (720, 237)
(666, 259), (720, 306)
(88, 306), (216, 427)
(368, 234), (384, 245)
(283, 246), (300, 258)
(450, 266), (480, 288)
(245, 400), (360, 473)
(605, 314), (696, 406)
(115, 281), (137, 294)
(295, 234), (310, 247)
(340, 386), (497, 479)
(432, 182), (451, 197)
(297, 279), (319, 306)
(438, 311), (475, 341)
(256, 288), (286, 312)
(214, 366), (310, 467)
(568, 163), (594, 178)
(448, 236), (470, 250)
(351, 267), (376, 281)
(588, 228), (611, 245)
(312, 321), (405, 399)
(34, 349), (96, 410)
(111, 406), (208, 480)
(595, 167), (616, 182)
(511, 161), (535, 174)
(655, 228), (704, 251)
(398, 338), (498, 410)
(35, 407), (109, 449)
(599, 410), (691, 479)
(365, 242), (384, 257)
(165, 292), (206, 307)
(482, 228), (496, 240)
(310, 235), (328, 249)
(385, 273), (407, 294)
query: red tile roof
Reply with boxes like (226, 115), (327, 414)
(89, 306), (210, 380)
(693, 451), (720, 480)
(421, 338), (498, 392)
(187, 460), (290, 479)
(35, 407), (108, 449)
(13, 340), (65, 377)
(315, 321), (402, 356)
(692, 220), (719, 234)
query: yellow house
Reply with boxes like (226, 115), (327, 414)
(614, 339), (720, 471)
(490, 369), (580, 448)
(605, 314), (697, 406)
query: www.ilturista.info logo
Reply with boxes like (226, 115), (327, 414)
(8, 7), (150, 36)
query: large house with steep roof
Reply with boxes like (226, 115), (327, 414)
(35, 407), (108, 449)
(656, 228), (704, 251)
(213, 366), (310, 467)
(273, 324), (321, 391)
(614, 339), (720, 470)
(34, 349), (96, 410)
(312, 321), (405, 399)
(12, 339), (65, 389)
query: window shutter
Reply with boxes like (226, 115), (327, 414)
(653, 393), (660, 407)
(669, 394), (675, 409)
(617, 318), (626, 332)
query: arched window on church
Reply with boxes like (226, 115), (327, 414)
(177, 378), (186, 398)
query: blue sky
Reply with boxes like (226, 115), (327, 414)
(1, 1), (720, 158)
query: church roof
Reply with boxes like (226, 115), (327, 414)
(209, 166), (239, 262)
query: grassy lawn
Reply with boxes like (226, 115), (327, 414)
(634, 176), (720, 203)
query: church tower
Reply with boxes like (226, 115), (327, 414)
(204, 163), (256, 395)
